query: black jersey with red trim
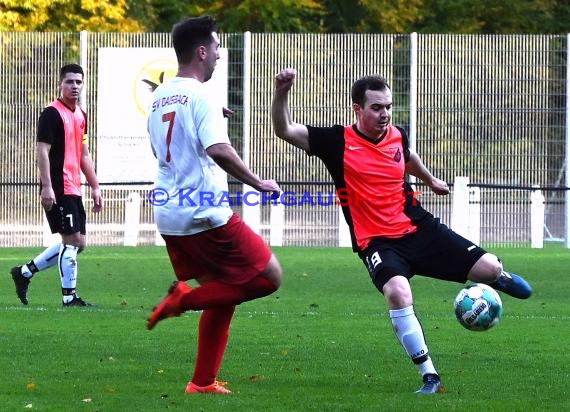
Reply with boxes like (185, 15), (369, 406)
(307, 124), (432, 252)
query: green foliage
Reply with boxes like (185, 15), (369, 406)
(126, 0), (326, 33)
(133, 0), (203, 33)
(196, 0), (326, 33)
(0, 245), (568, 410)
(354, 0), (426, 33)
(0, 0), (144, 32)
(2, 0), (569, 33)
(142, 0), (570, 34)
(146, 0), (409, 33)
(415, 0), (570, 34)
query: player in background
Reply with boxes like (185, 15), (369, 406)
(146, 15), (283, 395)
(271, 68), (532, 394)
(10, 63), (103, 307)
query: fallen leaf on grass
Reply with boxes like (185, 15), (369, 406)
(249, 375), (265, 382)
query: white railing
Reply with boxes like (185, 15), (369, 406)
(94, 176), (548, 248)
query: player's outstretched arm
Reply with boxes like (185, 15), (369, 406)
(206, 143), (280, 193)
(405, 151), (449, 195)
(271, 68), (310, 151)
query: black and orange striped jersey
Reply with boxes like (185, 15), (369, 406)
(37, 99), (87, 197)
(307, 124), (432, 252)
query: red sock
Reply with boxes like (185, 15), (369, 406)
(181, 276), (277, 311)
(191, 306), (235, 387)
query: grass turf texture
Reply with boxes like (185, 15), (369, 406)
(0, 245), (568, 411)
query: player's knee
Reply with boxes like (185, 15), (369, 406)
(61, 233), (84, 250)
(77, 237), (87, 252)
(468, 253), (502, 283)
(383, 276), (413, 308)
(263, 254), (283, 289)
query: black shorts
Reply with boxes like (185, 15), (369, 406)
(358, 216), (487, 293)
(45, 195), (86, 235)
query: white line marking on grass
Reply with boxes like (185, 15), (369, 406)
(0, 255), (165, 261)
(0, 305), (148, 314)
(419, 312), (570, 321)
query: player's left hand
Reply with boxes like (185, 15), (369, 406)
(91, 188), (103, 212)
(430, 178), (450, 195)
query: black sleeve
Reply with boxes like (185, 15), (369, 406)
(306, 125), (346, 187)
(36, 106), (63, 145)
(307, 125), (345, 159)
(395, 125), (411, 162)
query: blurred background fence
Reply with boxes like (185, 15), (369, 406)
(0, 32), (568, 248)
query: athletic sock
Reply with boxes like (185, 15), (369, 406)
(21, 243), (61, 278)
(389, 305), (438, 376)
(191, 306), (236, 387)
(59, 244), (79, 302)
(180, 276), (277, 311)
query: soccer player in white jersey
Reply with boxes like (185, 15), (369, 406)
(146, 15), (283, 395)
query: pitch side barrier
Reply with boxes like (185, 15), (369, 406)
(0, 178), (562, 247)
(81, 177), (560, 247)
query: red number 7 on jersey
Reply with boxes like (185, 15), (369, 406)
(162, 111), (175, 162)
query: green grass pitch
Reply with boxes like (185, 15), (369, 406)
(0, 245), (568, 411)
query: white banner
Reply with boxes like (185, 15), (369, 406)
(96, 47), (228, 183)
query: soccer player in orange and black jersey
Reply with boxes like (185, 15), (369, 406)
(307, 123), (431, 250)
(10, 64), (102, 307)
(272, 68), (533, 394)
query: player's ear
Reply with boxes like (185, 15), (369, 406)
(197, 45), (207, 61)
(353, 103), (362, 115)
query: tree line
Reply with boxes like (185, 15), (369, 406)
(1, 0), (569, 33)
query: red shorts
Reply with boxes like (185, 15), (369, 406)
(162, 213), (272, 285)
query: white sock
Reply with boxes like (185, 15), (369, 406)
(389, 306), (437, 376)
(59, 244), (79, 303)
(20, 265), (33, 278)
(21, 243), (61, 278)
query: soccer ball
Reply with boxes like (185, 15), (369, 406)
(454, 283), (503, 331)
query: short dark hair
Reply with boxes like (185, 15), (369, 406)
(351, 75), (390, 106)
(172, 15), (218, 64)
(59, 64), (84, 81)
